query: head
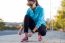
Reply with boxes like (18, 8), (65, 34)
(27, 0), (39, 7)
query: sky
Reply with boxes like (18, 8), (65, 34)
(0, 0), (61, 22)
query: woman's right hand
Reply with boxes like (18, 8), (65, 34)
(28, 32), (33, 37)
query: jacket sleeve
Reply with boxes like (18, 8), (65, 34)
(26, 8), (29, 15)
(36, 8), (44, 29)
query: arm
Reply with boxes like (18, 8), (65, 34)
(33, 8), (44, 32)
(36, 8), (44, 29)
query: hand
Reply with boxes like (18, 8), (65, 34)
(33, 27), (37, 33)
(28, 32), (33, 37)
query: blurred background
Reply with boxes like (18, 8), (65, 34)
(0, 0), (65, 43)
(0, 0), (65, 31)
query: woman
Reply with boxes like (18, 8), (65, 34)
(18, 0), (47, 42)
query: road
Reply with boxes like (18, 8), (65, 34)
(0, 30), (65, 43)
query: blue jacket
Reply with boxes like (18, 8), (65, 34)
(26, 5), (46, 29)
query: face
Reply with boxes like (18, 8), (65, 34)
(27, 1), (34, 7)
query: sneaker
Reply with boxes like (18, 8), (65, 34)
(21, 37), (28, 42)
(38, 33), (42, 41)
(21, 33), (28, 42)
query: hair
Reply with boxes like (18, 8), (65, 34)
(35, 0), (39, 6)
(28, 0), (39, 6)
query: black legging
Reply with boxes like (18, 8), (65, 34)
(24, 15), (46, 36)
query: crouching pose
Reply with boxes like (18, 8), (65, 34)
(18, 0), (47, 42)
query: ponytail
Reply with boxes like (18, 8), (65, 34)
(35, 0), (39, 6)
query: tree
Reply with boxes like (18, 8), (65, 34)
(54, 0), (65, 31)
(0, 18), (5, 30)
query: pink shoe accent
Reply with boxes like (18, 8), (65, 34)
(38, 34), (42, 41)
(21, 33), (28, 42)
(21, 37), (28, 42)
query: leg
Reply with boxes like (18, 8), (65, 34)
(38, 24), (46, 36)
(29, 16), (35, 32)
(21, 15), (29, 42)
(24, 15), (29, 33)
(38, 24), (47, 41)
(28, 16), (36, 37)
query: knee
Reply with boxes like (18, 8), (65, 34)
(40, 31), (46, 36)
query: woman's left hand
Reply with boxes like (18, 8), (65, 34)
(33, 27), (38, 33)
